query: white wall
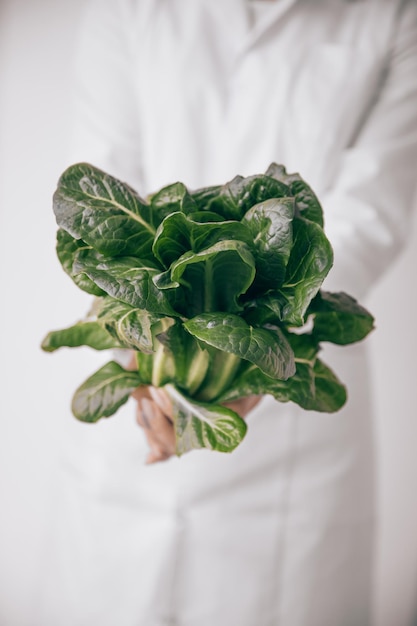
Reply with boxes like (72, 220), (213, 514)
(0, 1), (416, 625)
(368, 234), (417, 625)
(0, 1), (104, 623)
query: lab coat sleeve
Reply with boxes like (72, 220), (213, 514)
(321, 0), (417, 300)
(69, 0), (144, 190)
(69, 0), (145, 368)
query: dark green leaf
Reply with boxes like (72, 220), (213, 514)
(74, 251), (180, 316)
(219, 356), (346, 413)
(306, 359), (347, 412)
(242, 292), (289, 326)
(95, 296), (168, 353)
(189, 184), (223, 210)
(206, 174), (292, 221)
(41, 321), (121, 352)
(187, 211), (226, 223)
(152, 212), (192, 268)
(152, 211), (254, 268)
(149, 181), (198, 216)
(242, 197), (294, 291)
(265, 163), (324, 226)
(164, 384), (247, 455)
(277, 217), (333, 325)
(308, 291), (375, 345)
(56, 229), (105, 296)
(286, 330), (319, 362)
(184, 313), (295, 380)
(53, 162), (157, 258)
(153, 240), (256, 316)
(71, 361), (142, 422)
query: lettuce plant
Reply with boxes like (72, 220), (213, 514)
(41, 163), (374, 455)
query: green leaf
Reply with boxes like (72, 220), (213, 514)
(187, 211), (226, 223)
(305, 359), (347, 412)
(286, 330), (320, 362)
(219, 357), (347, 413)
(242, 197), (294, 291)
(71, 361), (142, 422)
(277, 217), (334, 325)
(265, 163), (324, 226)
(152, 212), (192, 268)
(152, 211), (254, 268)
(53, 162), (157, 259)
(219, 330), (346, 412)
(95, 296), (168, 353)
(189, 184), (223, 210)
(188, 218), (253, 252)
(308, 291), (375, 345)
(149, 181), (198, 215)
(206, 173), (292, 221)
(153, 240), (256, 316)
(242, 293), (289, 326)
(56, 229), (105, 296)
(164, 384), (247, 455)
(74, 251), (180, 316)
(184, 313), (295, 380)
(41, 321), (121, 352)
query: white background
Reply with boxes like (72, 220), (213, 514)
(0, 1), (416, 624)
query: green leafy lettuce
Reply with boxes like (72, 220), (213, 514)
(41, 162), (374, 455)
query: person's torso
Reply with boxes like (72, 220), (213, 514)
(124, 0), (395, 196)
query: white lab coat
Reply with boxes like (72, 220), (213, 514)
(41, 1), (417, 625)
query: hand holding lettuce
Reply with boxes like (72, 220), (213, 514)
(41, 162), (374, 455)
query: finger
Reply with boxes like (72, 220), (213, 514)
(244, 394), (262, 414)
(148, 386), (173, 420)
(139, 397), (176, 456)
(136, 399), (149, 429)
(138, 420), (165, 457)
(131, 385), (151, 404)
(125, 351), (137, 371)
(135, 392), (154, 429)
(224, 395), (262, 418)
(140, 423), (170, 462)
(145, 448), (172, 465)
(133, 388), (176, 464)
(136, 402), (172, 464)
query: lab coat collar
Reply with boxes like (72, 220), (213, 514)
(238, 0), (366, 56)
(241, 0), (299, 54)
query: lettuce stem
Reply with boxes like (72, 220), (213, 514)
(152, 342), (175, 387)
(185, 348), (210, 395)
(196, 351), (242, 402)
